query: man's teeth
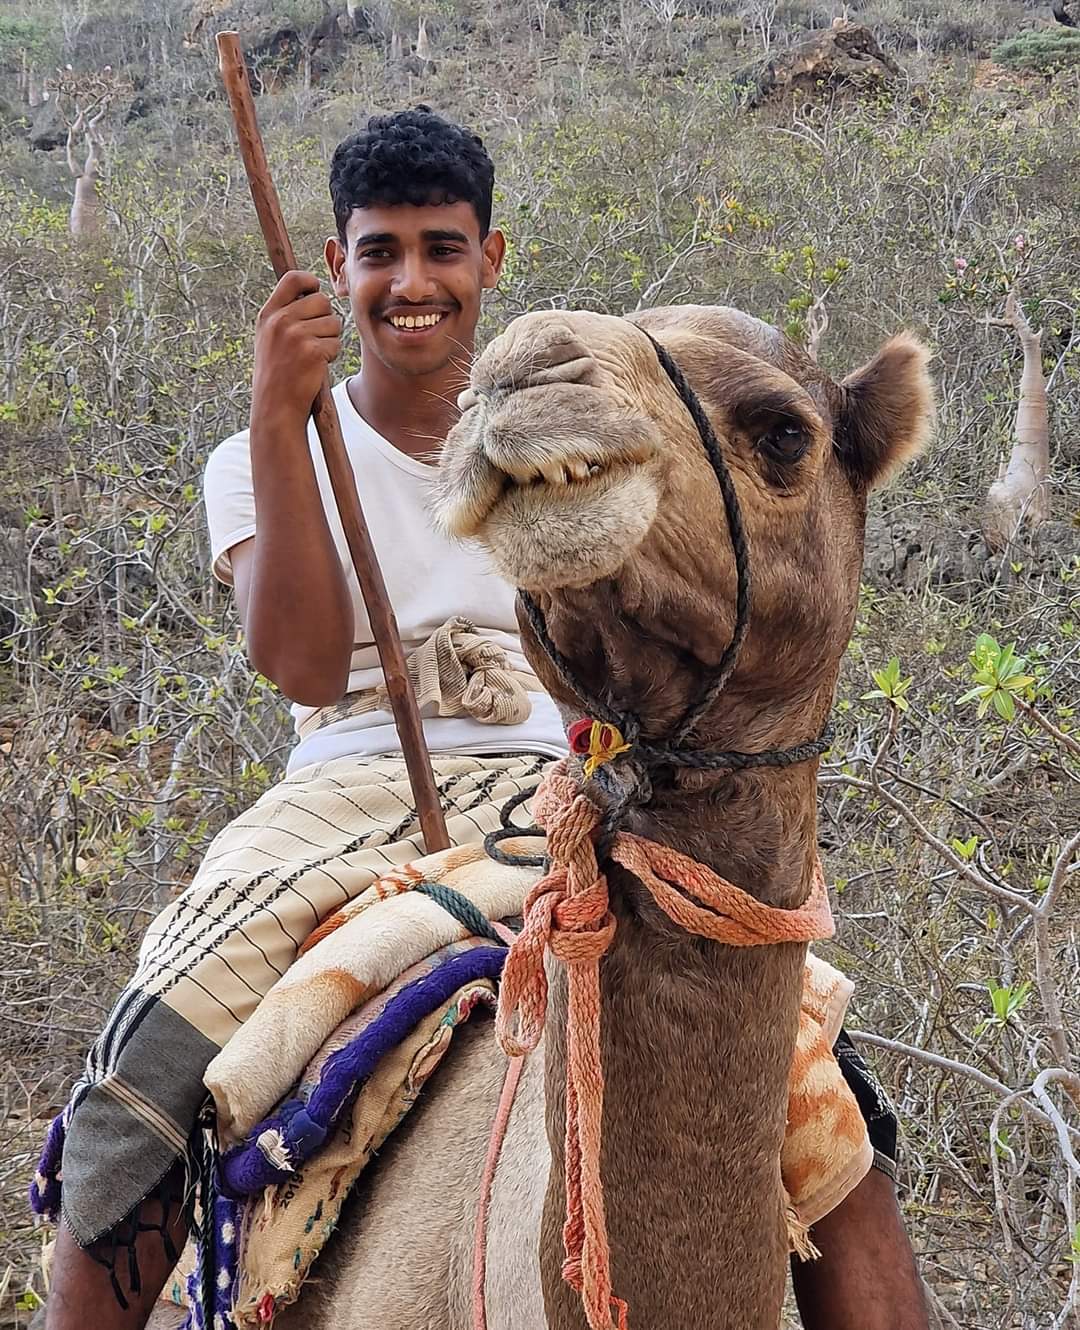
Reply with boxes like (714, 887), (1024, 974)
(390, 312), (444, 329)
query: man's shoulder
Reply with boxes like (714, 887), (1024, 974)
(206, 381), (353, 464)
(204, 380), (367, 498)
(203, 422), (252, 492)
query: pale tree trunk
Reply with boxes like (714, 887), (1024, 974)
(67, 117), (104, 239)
(806, 292), (829, 362)
(71, 166), (101, 238)
(982, 289), (1052, 553)
(416, 16), (432, 62)
(27, 68), (45, 107)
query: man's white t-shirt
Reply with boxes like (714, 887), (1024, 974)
(203, 379), (568, 775)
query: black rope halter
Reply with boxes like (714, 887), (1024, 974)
(486, 326), (831, 862)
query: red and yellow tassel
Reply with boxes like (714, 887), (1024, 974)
(567, 718), (631, 778)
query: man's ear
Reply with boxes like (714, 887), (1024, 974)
(481, 227), (506, 290)
(325, 235), (349, 299)
(836, 334), (935, 488)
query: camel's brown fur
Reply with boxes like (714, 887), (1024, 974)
(262, 304), (933, 1330)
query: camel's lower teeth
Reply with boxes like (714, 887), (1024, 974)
(515, 461), (604, 489)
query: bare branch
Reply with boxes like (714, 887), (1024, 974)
(849, 1030), (1080, 1146)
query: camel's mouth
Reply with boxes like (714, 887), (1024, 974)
(435, 310), (668, 591)
(500, 456), (607, 489)
(486, 442), (655, 518)
(436, 416), (662, 592)
(487, 458), (659, 591)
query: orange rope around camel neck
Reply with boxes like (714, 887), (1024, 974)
(494, 761), (835, 1330)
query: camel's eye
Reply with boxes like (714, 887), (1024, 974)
(731, 389), (821, 481)
(758, 422), (810, 464)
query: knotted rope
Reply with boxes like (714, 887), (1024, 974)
(495, 762), (835, 1330)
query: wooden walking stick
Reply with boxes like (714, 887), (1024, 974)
(216, 30), (450, 851)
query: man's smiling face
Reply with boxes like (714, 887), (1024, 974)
(327, 200), (505, 379)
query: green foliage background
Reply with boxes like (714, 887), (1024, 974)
(0, 1), (1077, 1325)
(994, 27), (1080, 70)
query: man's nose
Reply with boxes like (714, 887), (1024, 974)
(390, 254), (437, 303)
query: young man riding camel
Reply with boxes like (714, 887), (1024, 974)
(39, 107), (931, 1330)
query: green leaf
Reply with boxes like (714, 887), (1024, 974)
(973, 633), (999, 662)
(992, 690), (1016, 721)
(864, 657), (912, 710)
(986, 980), (1033, 1026)
(950, 835), (978, 861)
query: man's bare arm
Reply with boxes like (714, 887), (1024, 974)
(228, 270), (354, 707)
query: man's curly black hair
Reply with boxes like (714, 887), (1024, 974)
(329, 106), (495, 242)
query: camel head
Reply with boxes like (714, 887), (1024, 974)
(437, 305), (933, 749)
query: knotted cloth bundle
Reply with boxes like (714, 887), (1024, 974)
(299, 615), (538, 738)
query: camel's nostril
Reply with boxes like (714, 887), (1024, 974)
(473, 328), (598, 396)
(485, 354), (596, 396)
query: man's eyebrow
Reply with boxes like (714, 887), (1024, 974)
(352, 229), (470, 247)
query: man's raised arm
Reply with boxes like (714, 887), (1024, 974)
(231, 269), (354, 707)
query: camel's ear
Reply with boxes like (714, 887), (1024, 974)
(836, 334), (934, 488)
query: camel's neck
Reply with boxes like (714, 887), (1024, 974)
(625, 760), (820, 908)
(540, 765), (816, 1330)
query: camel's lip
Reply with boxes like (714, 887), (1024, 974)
(479, 458), (661, 592)
(486, 457), (621, 523)
(439, 402), (662, 542)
